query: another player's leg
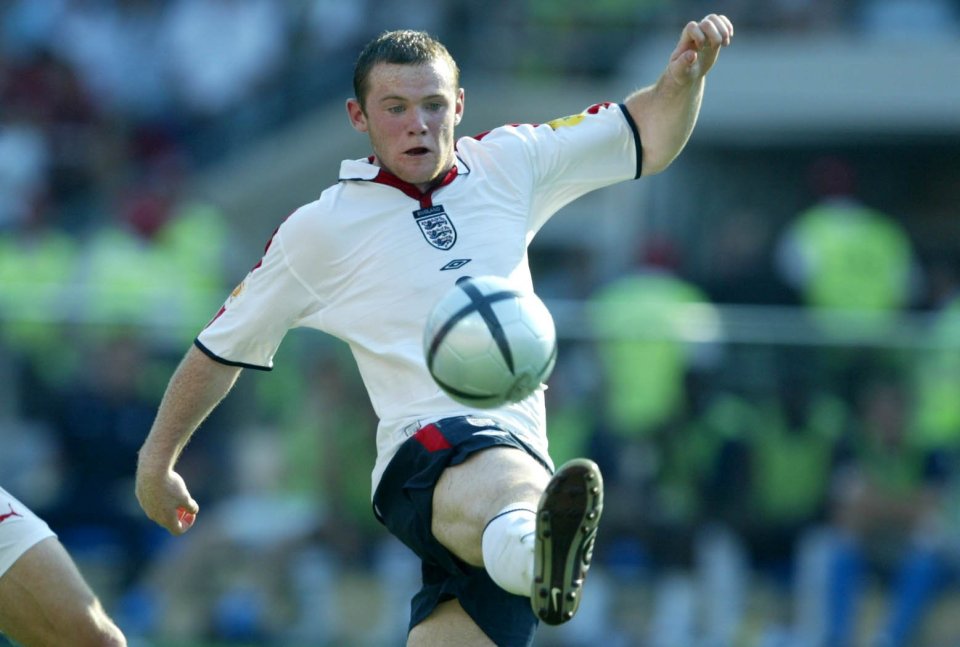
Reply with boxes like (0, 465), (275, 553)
(0, 537), (127, 647)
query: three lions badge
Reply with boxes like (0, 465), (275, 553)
(413, 205), (457, 250)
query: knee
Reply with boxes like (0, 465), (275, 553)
(74, 626), (127, 647)
(67, 608), (127, 647)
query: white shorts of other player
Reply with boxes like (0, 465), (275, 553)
(0, 487), (55, 577)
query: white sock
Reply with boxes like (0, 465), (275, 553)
(481, 505), (537, 596)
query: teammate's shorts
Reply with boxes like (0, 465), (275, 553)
(0, 487), (56, 578)
(373, 416), (552, 647)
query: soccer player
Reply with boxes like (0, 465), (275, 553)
(136, 14), (733, 646)
(0, 486), (127, 647)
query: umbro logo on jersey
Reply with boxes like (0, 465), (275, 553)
(440, 259), (471, 271)
(413, 205), (457, 250)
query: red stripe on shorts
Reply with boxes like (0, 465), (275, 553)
(413, 424), (452, 452)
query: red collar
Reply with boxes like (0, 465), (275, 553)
(371, 163), (459, 208)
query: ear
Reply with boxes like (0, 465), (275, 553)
(346, 98), (368, 133)
(454, 88), (465, 125)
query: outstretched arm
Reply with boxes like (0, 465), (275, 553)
(626, 14), (734, 176)
(135, 345), (242, 534)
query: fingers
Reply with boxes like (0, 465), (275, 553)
(136, 469), (199, 535)
(155, 500), (197, 535)
(164, 494), (199, 535)
(685, 14), (734, 50)
(669, 14), (733, 82)
(719, 14), (734, 40)
(177, 505), (198, 532)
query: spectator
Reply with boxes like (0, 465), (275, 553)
(0, 207), (81, 402)
(46, 335), (165, 588)
(911, 261), (960, 454)
(698, 358), (848, 646)
(159, 0), (291, 160)
(775, 156), (922, 339)
(160, 0), (289, 117)
(0, 115), (48, 230)
(825, 372), (952, 647)
(588, 240), (718, 440)
(51, 0), (171, 120)
(586, 242), (728, 646)
(1, 46), (107, 234)
(0, 1), (66, 62)
(701, 207), (795, 306)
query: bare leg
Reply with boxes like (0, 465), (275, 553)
(427, 446), (604, 629)
(407, 598), (495, 647)
(0, 537), (126, 647)
(431, 446), (550, 566)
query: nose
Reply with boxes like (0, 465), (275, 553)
(408, 107), (429, 134)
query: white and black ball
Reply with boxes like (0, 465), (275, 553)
(423, 275), (558, 408)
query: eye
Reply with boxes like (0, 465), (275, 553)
(387, 105), (405, 114)
(426, 102), (444, 112)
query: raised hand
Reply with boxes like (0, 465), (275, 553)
(667, 14), (734, 85)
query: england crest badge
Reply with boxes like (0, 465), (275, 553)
(413, 205), (457, 250)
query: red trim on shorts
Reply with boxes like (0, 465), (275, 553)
(413, 424), (452, 452)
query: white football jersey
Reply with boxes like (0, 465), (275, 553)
(197, 102), (641, 494)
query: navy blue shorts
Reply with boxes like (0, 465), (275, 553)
(372, 416), (552, 647)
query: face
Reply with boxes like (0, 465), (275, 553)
(347, 59), (464, 192)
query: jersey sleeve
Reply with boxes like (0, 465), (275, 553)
(484, 102), (641, 234)
(196, 207), (322, 370)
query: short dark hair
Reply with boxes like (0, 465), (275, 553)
(352, 30), (460, 110)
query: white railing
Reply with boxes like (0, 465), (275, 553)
(546, 300), (958, 349)
(2, 294), (957, 350)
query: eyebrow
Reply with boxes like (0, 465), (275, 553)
(378, 94), (448, 104)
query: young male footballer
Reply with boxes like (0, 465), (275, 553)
(0, 486), (126, 647)
(136, 14), (733, 646)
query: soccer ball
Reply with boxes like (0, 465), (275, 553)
(423, 275), (558, 408)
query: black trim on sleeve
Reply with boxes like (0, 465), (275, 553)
(193, 338), (272, 371)
(618, 103), (643, 179)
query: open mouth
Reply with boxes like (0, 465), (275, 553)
(405, 147), (430, 156)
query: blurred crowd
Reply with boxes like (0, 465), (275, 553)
(2, 0), (960, 646)
(531, 149), (960, 645)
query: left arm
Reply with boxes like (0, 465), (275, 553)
(626, 14), (734, 176)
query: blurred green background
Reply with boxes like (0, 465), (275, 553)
(3, 1), (960, 646)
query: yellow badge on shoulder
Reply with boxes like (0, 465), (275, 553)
(546, 114), (585, 130)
